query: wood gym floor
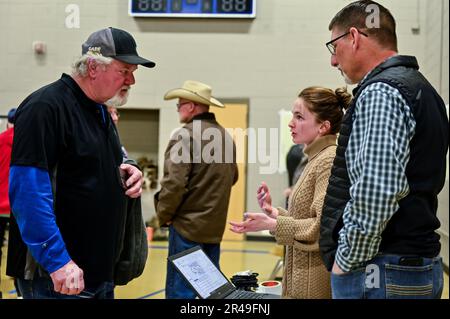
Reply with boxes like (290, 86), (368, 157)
(1, 237), (449, 299)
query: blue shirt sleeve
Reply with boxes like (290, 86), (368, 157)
(9, 165), (71, 273)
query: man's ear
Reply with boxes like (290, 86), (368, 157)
(187, 102), (196, 113)
(319, 120), (331, 135)
(87, 59), (99, 78)
(349, 27), (362, 51)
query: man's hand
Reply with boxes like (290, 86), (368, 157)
(50, 260), (84, 295)
(332, 261), (345, 275)
(120, 164), (143, 198)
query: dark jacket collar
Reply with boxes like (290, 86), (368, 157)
(354, 55), (419, 96)
(190, 112), (216, 122)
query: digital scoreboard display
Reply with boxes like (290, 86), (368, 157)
(129, 0), (256, 18)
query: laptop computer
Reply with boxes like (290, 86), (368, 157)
(168, 246), (281, 299)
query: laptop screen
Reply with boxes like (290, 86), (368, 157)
(170, 247), (229, 299)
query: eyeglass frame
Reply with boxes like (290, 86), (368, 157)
(326, 29), (368, 55)
(176, 101), (192, 110)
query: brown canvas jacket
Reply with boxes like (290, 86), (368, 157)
(155, 112), (238, 243)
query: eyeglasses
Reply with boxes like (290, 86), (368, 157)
(326, 29), (368, 55)
(176, 101), (191, 110)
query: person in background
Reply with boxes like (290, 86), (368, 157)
(230, 86), (352, 299)
(320, 0), (448, 299)
(155, 80), (238, 299)
(0, 108), (16, 298)
(107, 104), (128, 159)
(7, 27), (154, 299)
(107, 106), (120, 126)
(284, 144), (307, 208)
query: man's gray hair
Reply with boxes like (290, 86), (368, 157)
(71, 53), (113, 77)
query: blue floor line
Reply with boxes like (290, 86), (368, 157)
(137, 288), (165, 299)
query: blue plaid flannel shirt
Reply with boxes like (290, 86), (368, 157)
(335, 81), (416, 272)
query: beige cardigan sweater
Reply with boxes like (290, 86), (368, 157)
(274, 134), (337, 299)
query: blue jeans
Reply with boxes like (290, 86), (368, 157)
(331, 254), (443, 299)
(165, 225), (221, 299)
(18, 275), (115, 299)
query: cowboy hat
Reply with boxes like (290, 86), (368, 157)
(164, 80), (225, 108)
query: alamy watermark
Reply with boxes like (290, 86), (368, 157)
(366, 4), (380, 29)
(365, 264), (380, 289)
(169, 121), (281, 174)
(65, 263), (83, 289)
(65, 4), (80, 29)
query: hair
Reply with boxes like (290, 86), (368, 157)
(329, 0), (398, 52)
(71, 53), (113, 77)
(7, 108), (17, 124)
(298, 86), (352, 135)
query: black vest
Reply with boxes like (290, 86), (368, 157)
(319, 55), (449, 271)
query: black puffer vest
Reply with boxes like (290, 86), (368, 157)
(319, 55), (449, 271)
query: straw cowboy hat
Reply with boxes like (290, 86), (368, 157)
(164, 80), (225, 108)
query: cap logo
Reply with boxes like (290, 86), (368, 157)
(87, 46), (102, 55)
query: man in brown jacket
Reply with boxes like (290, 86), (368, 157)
(155, 80), (238, 299)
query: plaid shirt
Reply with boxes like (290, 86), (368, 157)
(335, 81), (416, 272)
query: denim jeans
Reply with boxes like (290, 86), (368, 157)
(165, 225), (221, 299)
(331, 254), (443, 299)
(18, 276), (115, 299)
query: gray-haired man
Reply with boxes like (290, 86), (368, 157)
(7, 27), (154, 299)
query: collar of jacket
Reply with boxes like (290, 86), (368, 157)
(303, 134), (337, 161)
(60, 73), (101, 110)
(353, 55), (419, 96)
(188, 112), (216, 123)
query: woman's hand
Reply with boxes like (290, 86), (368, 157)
(257, 182), (278, 218)
(229, 212), (277, 233)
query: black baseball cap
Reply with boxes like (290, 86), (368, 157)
(7, 108), (17, 124)
(81, 27), (156, 68)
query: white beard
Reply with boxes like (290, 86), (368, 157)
(105, 88), (130, 107)
(340, 69), (356, 85)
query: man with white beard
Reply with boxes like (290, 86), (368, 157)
(7, 27), (155, 299)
